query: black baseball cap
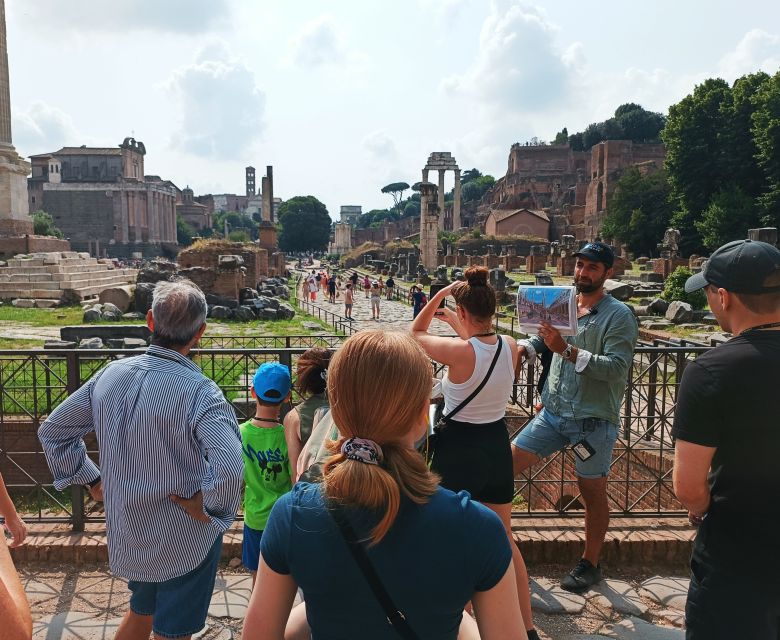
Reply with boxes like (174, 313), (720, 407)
(574, 241), (614, 268)
(684, 239), (780, 294)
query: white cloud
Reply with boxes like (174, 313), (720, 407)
(361, 130), (406, 184)
(167, 43), (266, 159)
(12, 101), (80, 156)
(289, 16), (348, 68)
(20, 0), (230, 34)
(718, 29), (780, 80)
(442, 2), (576, 112)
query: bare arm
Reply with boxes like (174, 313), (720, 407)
(0, 474), (26, 547)
(0, 537), (32, 640)
(243, 557), (298, 640)
(472, 563), (527, 639)
(283, 410), (302, 482)
(673, 439), (715, 519)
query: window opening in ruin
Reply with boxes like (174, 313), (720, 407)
(596, 182), (603, 211)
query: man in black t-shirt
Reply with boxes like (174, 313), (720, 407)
(673, 239), (780, 640)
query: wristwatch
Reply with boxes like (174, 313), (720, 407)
(561, 344), (574, 360)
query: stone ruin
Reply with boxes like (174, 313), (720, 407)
(0, 251), (137, 307)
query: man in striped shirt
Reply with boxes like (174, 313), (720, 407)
(39, 280), (244, 640)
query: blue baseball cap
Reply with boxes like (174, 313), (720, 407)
(574, 241), (614, 268)
(252, 363), (291, 403)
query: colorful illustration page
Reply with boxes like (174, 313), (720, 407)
(516, 285), (578, 336)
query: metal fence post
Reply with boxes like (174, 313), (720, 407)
(71, 485), (85, 532)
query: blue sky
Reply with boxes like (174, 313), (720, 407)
(7, 0), (780, 219)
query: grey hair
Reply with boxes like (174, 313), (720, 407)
(150, 279), (207, 348)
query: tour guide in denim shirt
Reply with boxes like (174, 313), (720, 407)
(39, 280), (244, 640)
(512, 242), (638, 593)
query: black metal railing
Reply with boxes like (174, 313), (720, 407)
(0, 342), (709, 529)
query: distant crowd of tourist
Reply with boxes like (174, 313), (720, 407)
(1, 238), (778, 639)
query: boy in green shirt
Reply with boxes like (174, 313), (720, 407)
(240, 362), (294, 583)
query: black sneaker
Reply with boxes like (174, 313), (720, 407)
(560, 558), (602, 593)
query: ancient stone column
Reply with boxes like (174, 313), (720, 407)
(0, 0), (11, 145)
(0, 0), (32, 236)
(419, 182), (439, 271)
(453, 168), (461, 230)
(438, 170), (446, 231)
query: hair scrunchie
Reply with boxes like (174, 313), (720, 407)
(341, 437), (383, 465)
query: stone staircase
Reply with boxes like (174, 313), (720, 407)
(0, 251), (137, 304)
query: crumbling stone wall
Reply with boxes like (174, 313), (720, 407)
(178, 242), (268, 287)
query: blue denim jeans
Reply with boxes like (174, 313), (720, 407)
(511, 408), (618, 478)
(129, 535), (222, 638)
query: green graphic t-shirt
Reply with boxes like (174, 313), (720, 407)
(239, 420), (292, 531)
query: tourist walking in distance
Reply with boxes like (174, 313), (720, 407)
(363, 274), (371, 298)
(370, 280), (382, 320)
(327, 274), (337, 304)
(411, 266), (537, 639)
(307, 273), (318, 302)
(243, 331), (525, 639)
(410, 285), (427, 319)
(343, 283), (354, 320)
(673, 239), (780, 640)
(385, 274), (395, 300)
(240, 363), (294, 587)
(511, 242), (638, 593)
(39, 280), (244, 640)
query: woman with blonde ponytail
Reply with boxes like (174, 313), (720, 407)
(244, 330), (525, 640)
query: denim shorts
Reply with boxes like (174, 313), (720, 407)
(242, 523), (263, 571)
(129, 535), (222, 638)
(511, 408), (618, 478)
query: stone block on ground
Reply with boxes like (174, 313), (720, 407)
(302, 322), (322, 330)
(99, 285), (135, 313)
(44, 340), (77, 349)
(639, 576), (689, 612)
(83, 308), (102, 323)
(133, 282), (156, 314)
(641, 320), (674, 330)
(78, 338), (104, 349)
(598, 617), (684, 639)
(259, 308), (278, 321)
(665, 301), (693, 324)
(122, 312), (146, 321)
(530, 577), (586, 614)
(277, 302), (295, 320)
(604, 279), (634, 301)
(640, 272), (664, 283)
(701, 312), (719, 326)
(101, 302), (123, 321)
(588, 579), (649, 617)
(234, 306), (255, 322)
(35, 299), (59, 308)
(61, 325), (151, 344)
(123, 338), (148, 349)
(11, 298), (35, 308)
(648, 298), (669, 314)
(210, 306), (232, 320)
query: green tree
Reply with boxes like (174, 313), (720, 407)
(176, 213), (195, 246)
(752, 70), (780, 227)
(460, 168), (483, 184)
(663, 78), (734, 253)
(228, 229), (251, 242)
(601, 168), (672, 255)
(695, 186), (756, 250)
(553, 127), (569, 144)
(277, 196), (332, 252)
(661, 267), (707, 310)
(31, 210), (64, 238)
(380, 182), (410, 210)
(461, 175), (496, 202)
(403, 201), (420, 217)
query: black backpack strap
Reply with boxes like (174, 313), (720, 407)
(440, 336), (504, 425)
(328, 504), (420, 640)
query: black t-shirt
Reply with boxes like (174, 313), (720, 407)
(673, 331), (780, 577)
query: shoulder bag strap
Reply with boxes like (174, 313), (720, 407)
(328, 504), (420, 640)
(441, 336), (503, 424)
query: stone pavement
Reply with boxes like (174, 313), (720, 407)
(21, 565), (690, 639)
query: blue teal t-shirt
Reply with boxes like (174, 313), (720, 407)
(261, 482), (511, 640)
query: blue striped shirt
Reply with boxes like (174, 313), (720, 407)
(38, 345), (244, 582)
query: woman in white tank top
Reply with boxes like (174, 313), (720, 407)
(411, 266), (537, 639)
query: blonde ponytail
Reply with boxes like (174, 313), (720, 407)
(321, 331), (438, 545)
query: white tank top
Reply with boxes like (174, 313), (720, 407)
(441, 336), (515, 424)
